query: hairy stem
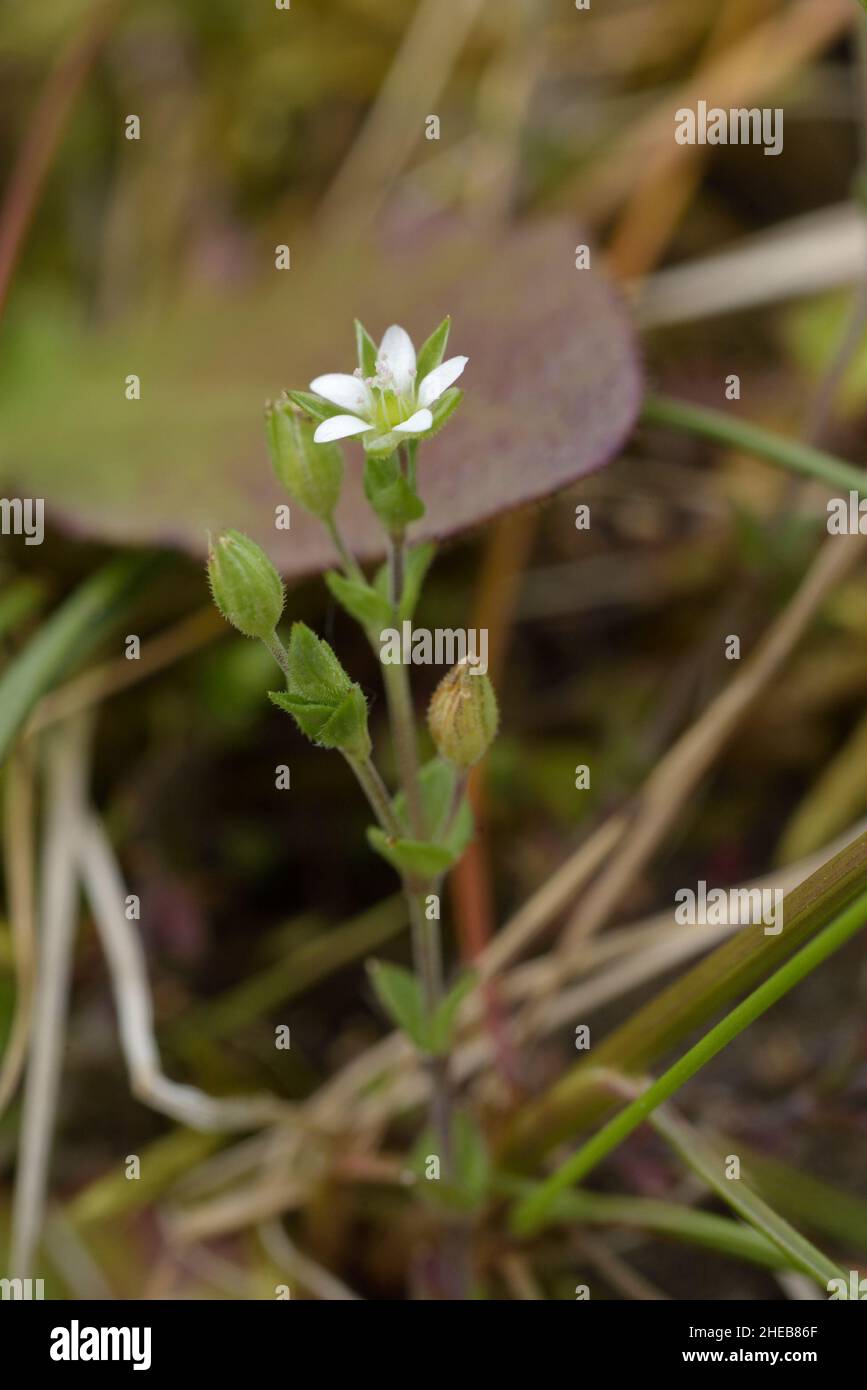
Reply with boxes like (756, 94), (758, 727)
(262, 631), (290, 680)
(347, 754), (402, 837)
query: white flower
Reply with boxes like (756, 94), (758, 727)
(310, 324), (468, 444)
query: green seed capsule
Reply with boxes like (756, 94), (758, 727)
(207, 529), (284, 640)
(265, 400), (343, 520)
(427, 660), (498, 769)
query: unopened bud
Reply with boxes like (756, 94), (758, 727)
(265, 400), (343, 520)
(427, 660), (498, 769)
(208, 529), (284, 640)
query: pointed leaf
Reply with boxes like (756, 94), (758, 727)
(367, 960), (428, 1049)
(367, 826), (456, 879)
(430, 970), (478, 1054)
(325, 571), (393, 632)
(286, 621), (351, 700)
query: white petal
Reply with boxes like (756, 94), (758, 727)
(417, 355), (468, 407)
(313, 414), (374, 442)
(309, 373), (370, 414)
(394, 408), (433, 435)
(377, 324), (416, 394)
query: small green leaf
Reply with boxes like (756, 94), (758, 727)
(354, 319), (378, 377)
(430, 971), (478, 1054)
(363, 453), (425, 531)
(325, 571), (393, 632)
(367, 826), (456, 879)
(0, 554), (162, 766)
(270, 624), (371, 758)
(416, 316), (451, 381)
(452, 1112), (491, 1210)
(270, 686), (370, 761)
(391, 757), (474, 858)
(409, 1114), (491, 1212)
(317, 685), (372, 759)
(398, 542), (437, 620)
(269, 690), (332, 739)
(287, 621), (351, 701)
(367, 960), (428, 1049)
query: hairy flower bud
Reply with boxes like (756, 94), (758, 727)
(207, 529), (284, 640)
(265, 400), (343, 520)
(427, 660), (498, 769)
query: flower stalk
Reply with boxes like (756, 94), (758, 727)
(216, 315), (489, 1298)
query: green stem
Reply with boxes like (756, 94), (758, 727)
(381, 649), (425, 839)
(326, 516), (365, 584)
(512, 884), (867, 1235)
(346, 755), (402, 837)
(642, 393), (867, 497)
(388, 532), (406, 611)
(406, 882), (450, 1149)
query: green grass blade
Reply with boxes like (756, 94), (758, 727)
(498, 1176), (793, 1273)
(738, 1145), (867, 1257)
(0, 553), (162, 763)
(642, 394), (867, 496)
(512, 886), (867, 1238)
(650, 1110), (845, 1289)
(0, 578), (46, 645)
(503, 828), (867, 1163)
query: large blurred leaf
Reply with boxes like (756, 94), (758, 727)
(0, 221), (641, 576)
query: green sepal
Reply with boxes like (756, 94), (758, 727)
(354, 319), (378, 377)
(325, 571), (393, 632)
(363, 453), (425, 531)
(286, 390), (345, 423)
(426, 388), (463, 438)
(416, 316), (451, 381)
(362, 428), (404, 458)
